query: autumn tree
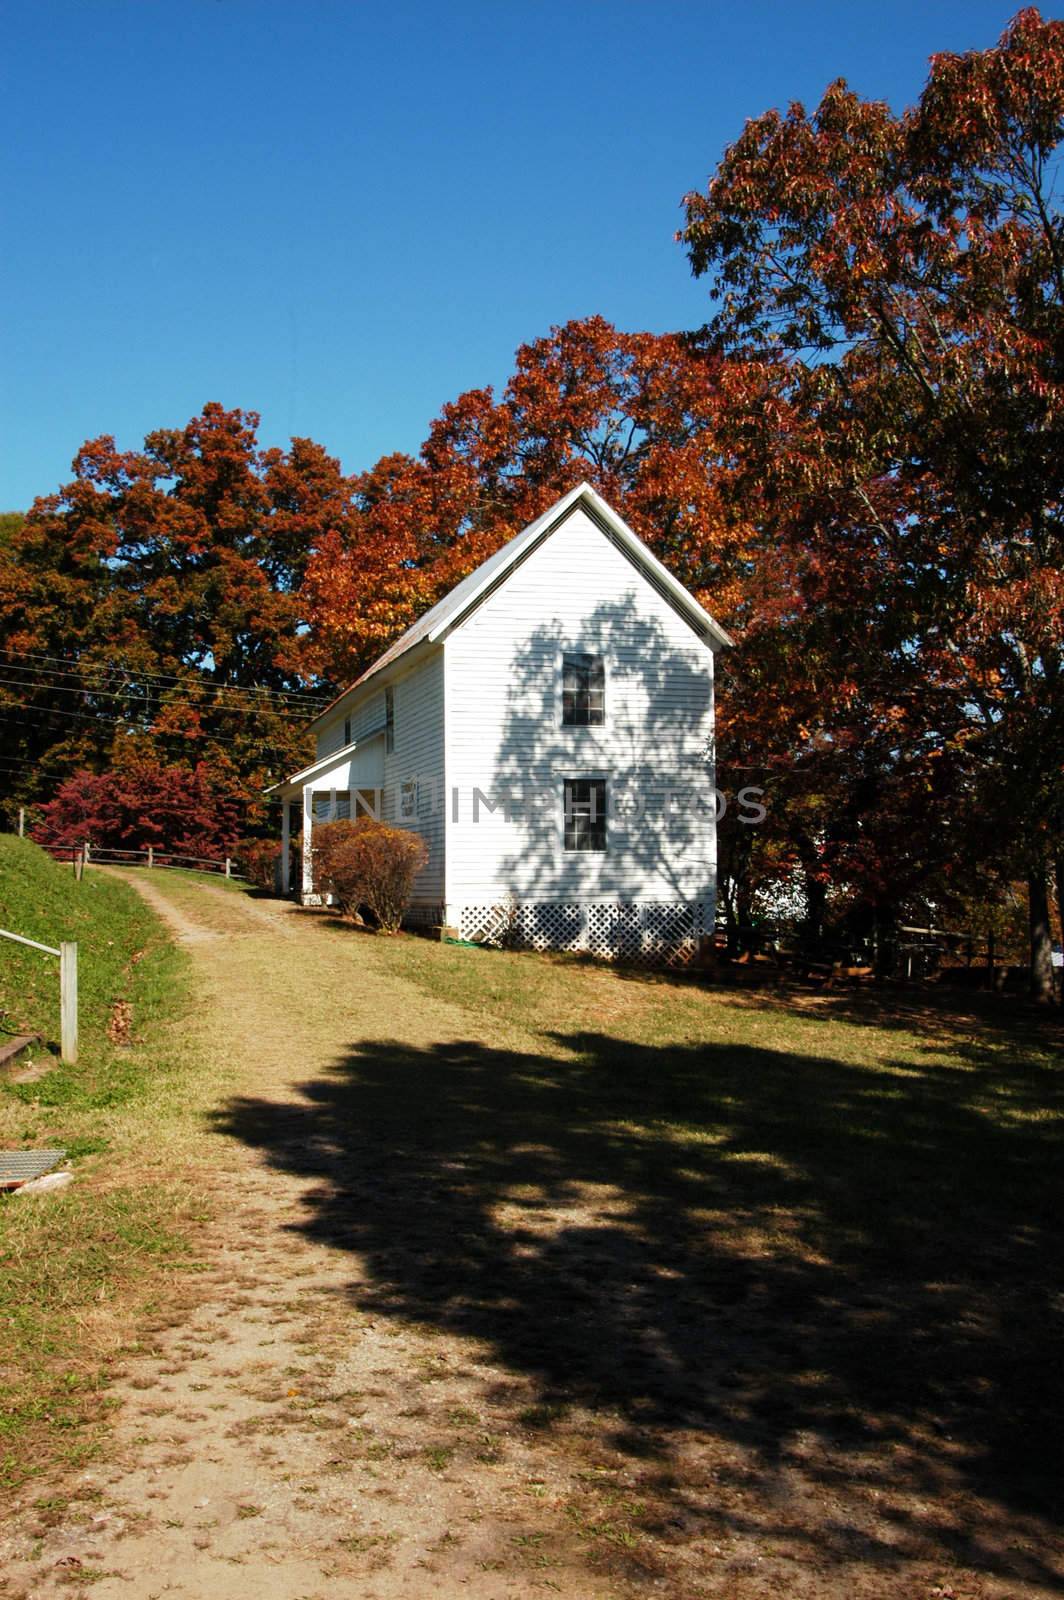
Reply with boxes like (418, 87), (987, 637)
(0, 405), (347, 830)
(298, 316), (765, 684)
(681, 7), (1064, 995)
(32, 759), (243, 860)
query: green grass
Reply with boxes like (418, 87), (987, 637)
(242, 913), (1064, 1530)
(0, 836), (206, 1487)
(0, 834), (184, 1055)
(135, 863), (250, 894)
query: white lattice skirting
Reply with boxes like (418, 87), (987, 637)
(455, 901), (707, 966)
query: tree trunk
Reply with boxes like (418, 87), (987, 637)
(1029, 863), (1055, 1003)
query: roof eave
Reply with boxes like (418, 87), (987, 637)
(305, 481), (732, 738)
(264, 724), (387, 798)
(306, 636), (435, 731)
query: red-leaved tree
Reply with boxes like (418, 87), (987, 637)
(33, 760), (243, 860)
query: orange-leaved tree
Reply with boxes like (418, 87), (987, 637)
(681, 7), (1064, 994)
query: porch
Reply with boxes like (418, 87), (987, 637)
(267, 729), (385, 902)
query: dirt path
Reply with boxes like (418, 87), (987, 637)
(5, 874), (1060, 1600)
(1, 877), (634, 1600)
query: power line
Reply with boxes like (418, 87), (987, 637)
(0, 648), (330, 709)
(0, 653), (330, 710)
(0, 668), (319, 721)
(0, 696), (314, 735)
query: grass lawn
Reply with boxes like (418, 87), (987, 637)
(0, 837), (210, 1489)
(2, 857), (1061, 1588)
(237, 904), (1064, 1566)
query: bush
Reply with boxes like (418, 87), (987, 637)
(241, 837), (299, 892)
(312, 818), (428, 933)
(33, 760), (242, 859)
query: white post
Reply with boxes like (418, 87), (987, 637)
(281, 799), (291, 896)
(147, 844), (154, 869)
(302, 788), (314, 903)
(18, 807), (25, 837)
(60, 942), (78, 1065)
(84, 841), (91, 864)
(225, 857), (231, 878)
(74, 849), (84, 883)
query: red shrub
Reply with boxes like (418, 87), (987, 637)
(242, 836), (299, 893)
(312, 818), (427, 932)
(33, 760), (243, 859)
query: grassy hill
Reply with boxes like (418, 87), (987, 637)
(0, 834), (176, 1056)
(0, 837), (207, 1489)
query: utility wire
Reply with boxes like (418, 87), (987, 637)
(0, 696), (314, 733)
(0, 657), (330, 711)
(0, 669), (319, 721)
(0, 648), (330, 708)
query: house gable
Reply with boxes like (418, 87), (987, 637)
(307, 482), (730, 738)
(442, 501), (719, 912)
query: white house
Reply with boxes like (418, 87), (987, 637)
(269, 483), (732, 963)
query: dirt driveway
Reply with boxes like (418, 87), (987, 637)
(2, 873), (1060, 1600)
(2, 876), (648, 1600)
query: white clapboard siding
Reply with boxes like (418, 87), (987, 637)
(309, 651), (446, 907)
(382, 649), (446, 904)
(315, 686), (387, 761)
(304, 737), (385, 793)
(443, 504), (716, 914)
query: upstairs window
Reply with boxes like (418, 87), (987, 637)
(385, 686), (395, 753)
(562, 653), (604, 726)
(343, 715), (351, 745)
(564, 778), (607, 852)
(399, 777), (418, 821)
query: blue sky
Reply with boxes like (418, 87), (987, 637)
(1, 0), (1018, 510)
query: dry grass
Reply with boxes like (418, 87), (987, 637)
(4, 864), (1062, 1598)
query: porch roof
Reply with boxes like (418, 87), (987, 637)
(265, 724), (387, 801)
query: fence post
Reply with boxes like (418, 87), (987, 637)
(18, 806), (25, 838)
(60, 942), (78, 1065)
(74, 848), (84, 882)
(84, 840), (91, 865)
(225, 857), (231, 878)
(147, 844), (154, 869)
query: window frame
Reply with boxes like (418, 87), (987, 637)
(560, 648), (606, 729)
(399, 777), (418, 822)
(562, 776), (608, 853)
(385, 686), (395, 753)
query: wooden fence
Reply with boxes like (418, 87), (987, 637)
(715, 916), (1024, 987)
(0, 927), (77, 1063)
(46, 843), (246, 880)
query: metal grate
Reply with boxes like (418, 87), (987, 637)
(0, 1149), (66, 1189)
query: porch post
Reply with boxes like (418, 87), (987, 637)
(281, 796), (291, 896)
(302, 788), (314, 903)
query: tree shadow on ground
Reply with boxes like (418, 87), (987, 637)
(213, 1024), (1064, 1588)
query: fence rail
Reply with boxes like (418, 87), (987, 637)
(0, 927), (77, 1062)
(713, 915), (1027, 986)
(44, 843), (246, 880)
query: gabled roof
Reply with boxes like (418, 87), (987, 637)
(309, 482), (732, 730)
